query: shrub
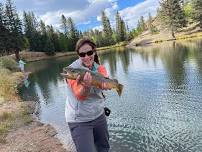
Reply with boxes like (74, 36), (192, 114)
(0, 57), (19, 71)
(0, 112), (13, 122)
(45, 51), (56, 56)
(0, 69), (16, 101)
(0, 69), (24, 101)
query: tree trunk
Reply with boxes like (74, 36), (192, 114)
(15, 49), (20, 61)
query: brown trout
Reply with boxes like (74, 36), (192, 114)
(61, 67), (124, 96)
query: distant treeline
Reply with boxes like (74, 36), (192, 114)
(0, 0), (201, 58)
(0, 0), (130, 58)
(157, 0), (202, 38)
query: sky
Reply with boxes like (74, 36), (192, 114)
(0, 0), (159, 31)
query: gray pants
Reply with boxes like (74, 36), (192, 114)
(68, 113), (110, 152)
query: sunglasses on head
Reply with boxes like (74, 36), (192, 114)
(78, 50), (94, 57)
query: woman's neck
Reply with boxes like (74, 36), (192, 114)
(82, 63), (94, 70)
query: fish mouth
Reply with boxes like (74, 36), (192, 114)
(62, 67), (76, 79)
(66, 71), (76, 79)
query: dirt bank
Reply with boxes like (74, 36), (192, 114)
(0, 69), (69, 151)
(127, 25), (202, 48)
(0, 101), (69, 152)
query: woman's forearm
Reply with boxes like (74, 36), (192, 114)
(79, 85), (91, 96)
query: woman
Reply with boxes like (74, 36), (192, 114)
(65, 38), (111, 152)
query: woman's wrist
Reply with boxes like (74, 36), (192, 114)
(80, 85), (91, 96)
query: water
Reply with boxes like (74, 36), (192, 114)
(19, 39), (202, 152)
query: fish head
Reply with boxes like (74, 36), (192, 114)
(64, 67), (81, 79)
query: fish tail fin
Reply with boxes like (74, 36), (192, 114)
(116, 83), (123, 96)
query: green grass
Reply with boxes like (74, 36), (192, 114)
(0, 105), (33, 144)
(0, 63), (24, 101)
(0, 56), (23, 101)
(0, 56), (33, 144)
(0, 56), (19, 71)
(0, 112), (14, 143)
(97, 41), (128, 51)
(19, 106), (33, 125)
(0, 68), (20, 101)
(0, 112), (13, 121)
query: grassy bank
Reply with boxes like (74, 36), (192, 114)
(128, 27), (202, 47)
(0, 56), (33, 143)
(0, 56), (68, 151)
(0, 102), (33, 143)
(0, 57), (24, 102)
(175, 31), (202, 41)
(97, 41), (128, 51)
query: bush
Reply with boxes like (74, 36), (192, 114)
(0, 57), (19, 71)
(0, 68), (24, 101)
(0, 68), (16, 101)
(45, 51), (56, 56)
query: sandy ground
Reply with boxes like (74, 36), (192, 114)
(0, 101), (70, 152)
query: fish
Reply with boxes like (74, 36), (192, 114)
(61, 67), (124, 96)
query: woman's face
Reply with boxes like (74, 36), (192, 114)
(78, 43), (95, 68)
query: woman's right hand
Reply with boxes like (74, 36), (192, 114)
(76, 72), (92, 87)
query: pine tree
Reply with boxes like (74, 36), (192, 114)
(61, 14), (68, 36)
(94, 29), (104, 47)
(23, 11), (39, 51)
(38, 20), (47, 51)
(52, 31), (60, 52)
(46, 25), (57, 52)
(67, 17), (79, 50)
(140, 16), (146, 31)
(101, 11), (113, 45)
(44, 36), (54, 55)
(148, 13), (152, 32)
(115, 11), (121, 42)
(58, 32), (68, 51)
(183, 1), (193, 23)
(159, 0), (187, 38)
(5, 0), (23, 59)
(120, 19), (126, 41)
(39, 20), (46, 35)
(115, 11), (126, 42)
(0, 2), (8, 55)
(148, 13), (157, 34)
(78, 30), (83, 38)
(67, 17), (77, 39)
(192, 0), (202, 28)
(136, 20), (143, 34)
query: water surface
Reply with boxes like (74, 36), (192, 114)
(20, 39), (202, 152)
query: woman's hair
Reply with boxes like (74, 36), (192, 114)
(75, 38), (100, 64)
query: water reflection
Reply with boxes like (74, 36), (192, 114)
(100, 50), (118, 77)
(19, 39), (202, 152)
(100, 47), (132, 75)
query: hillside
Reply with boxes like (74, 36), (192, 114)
(127, 17), (202, 48)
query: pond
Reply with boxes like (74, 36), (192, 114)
(19, 39), (202, 152)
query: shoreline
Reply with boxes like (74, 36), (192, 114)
(8, 31), (202, 64)
(0, 71), (68, 151)
(9, 42), (127, 63)
(127, 30), (202, 48)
